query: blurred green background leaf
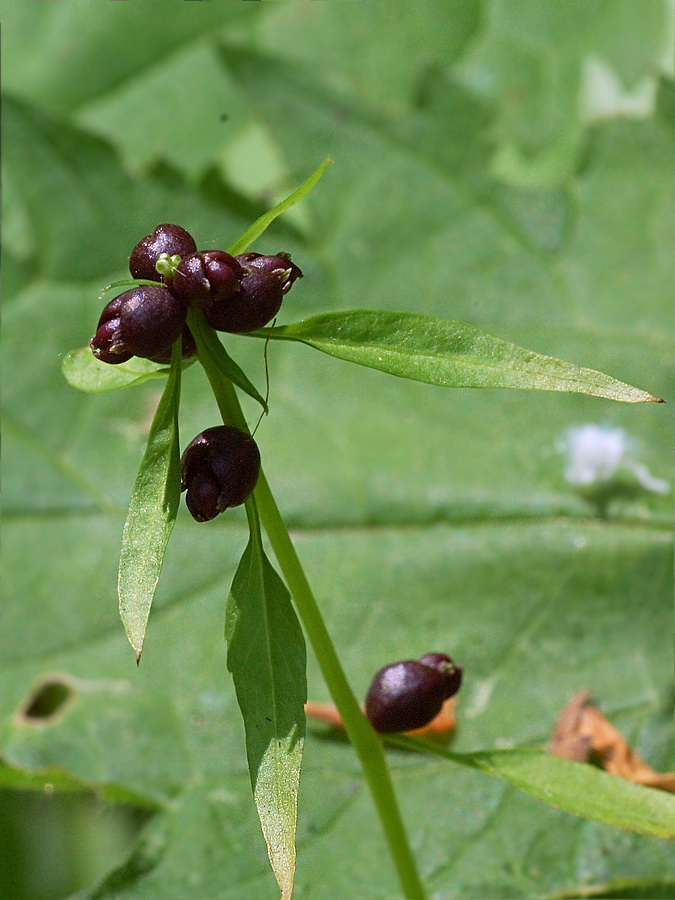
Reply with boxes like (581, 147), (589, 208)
(3, 1), (673, 898)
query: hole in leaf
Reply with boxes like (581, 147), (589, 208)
(17, 675), (76, 725)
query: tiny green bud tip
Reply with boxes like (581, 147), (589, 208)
(155, 253), (181, 277)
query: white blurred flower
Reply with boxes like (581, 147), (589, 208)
(557, 424), (668, 495)
(582, 57), (656, 123)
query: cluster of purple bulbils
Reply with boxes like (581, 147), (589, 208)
(89, 225), (302, 522)
(90, 223), (302, 366)
(89, 227), (463, 723)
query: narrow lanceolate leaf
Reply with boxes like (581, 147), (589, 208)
(62, 347), (173, 393)
(261, 310), (663, 404)
(98, 279), (163, 302)
(226, 504), (306, 900)
(393, 740), (675, 839)
(227, 156), (332, 256)
(188, 309), (268, 413)
(118, 344), (182, 662)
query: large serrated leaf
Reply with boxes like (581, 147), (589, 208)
(226, 509), (307, 900)
(261, 310), (661, 403)
(3, 94), (146, 282)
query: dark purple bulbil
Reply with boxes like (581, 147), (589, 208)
(88, 318), (134, 365)
(148, 325), (198, 364)
(90, 285), (187, 363)
(92, 225), (304, 363)
(418, 652), (464, 698)
(364, 653), (463, 734)
(204, 268), (285, 334)
(180, 426), (261, 522)
(129, 224), (197, 281)
(171, 251), (243, 308)
(203, 251), (303, 333)
(235, 251), (303, 295)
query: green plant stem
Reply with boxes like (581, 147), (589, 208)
(190, 312), (426, 900)
(254, 472), (425, 900)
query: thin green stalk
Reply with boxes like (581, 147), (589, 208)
(189, 312), (426, 900)
(254, 472), (426, 900)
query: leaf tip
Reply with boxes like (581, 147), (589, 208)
(124, 625), (144, 665)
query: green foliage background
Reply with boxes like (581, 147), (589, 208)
(3, 2), (674, 898)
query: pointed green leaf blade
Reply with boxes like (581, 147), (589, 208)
(226, 157), (332, 256)
(98, 278), (163, 301)
(118, 346), (182, 662)
(62, 347), (173, 393)
(226, 518), (307, 899)
(466, 748), (675, 839)
(262, 310), (662, 403)
(188, 309), (268, 413)
(392, 740), (675, 839)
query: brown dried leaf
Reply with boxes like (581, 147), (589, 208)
(549, 690), (594, 762)
(304, 701), (344, 730)
(550, 691), (675, 792)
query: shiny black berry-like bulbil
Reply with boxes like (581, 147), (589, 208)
(203, 251), (303, 334)
(148, 325), (197, 364)
(129, 224), (197, 281)
(235, 252), (303, 295)
(88, 318), (134, 365)
(364, 654), (463, 734)
(180, 426), (261, 522)
(90, 285), (187, 363)
(204, 269), (285, 334)
(418, 652), (464, 699)
(171, 251), (243, 308)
